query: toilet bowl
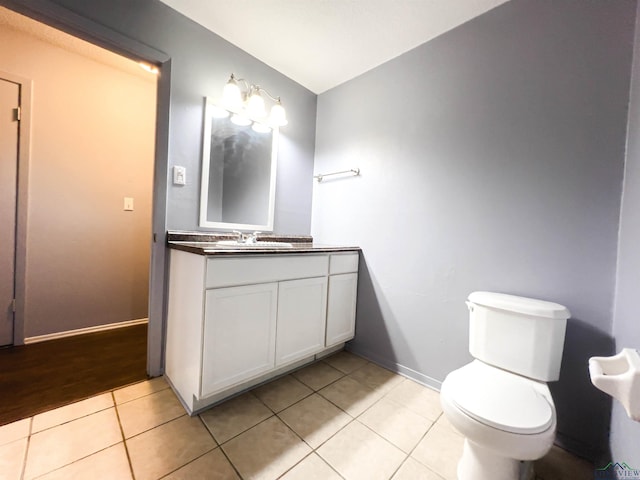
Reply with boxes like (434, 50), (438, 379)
(440, 360), (556, 480)
(440, 292), (570, 480)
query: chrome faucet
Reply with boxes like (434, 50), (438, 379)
(232, 230), (248, 243)
(246, 231), (261, 244)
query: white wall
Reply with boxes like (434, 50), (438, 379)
(312, 0), (635, 462)
(0, 20), (156, 338)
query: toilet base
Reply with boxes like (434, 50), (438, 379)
(457, 439), (534, 480)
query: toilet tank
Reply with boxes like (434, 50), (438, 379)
(467, 292), (570, 382)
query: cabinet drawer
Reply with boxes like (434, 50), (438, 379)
(329, 253), (359, 275)
(206, 254), (329, 288)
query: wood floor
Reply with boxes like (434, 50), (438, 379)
(0, 324), (148, 426)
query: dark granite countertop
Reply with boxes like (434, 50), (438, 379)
(167, 231), (360, 256)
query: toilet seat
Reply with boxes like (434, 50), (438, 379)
(445, 361), (553, 435)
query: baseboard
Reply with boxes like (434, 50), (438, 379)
(24, 318), (148, 344)
(345, 344), (443, 391)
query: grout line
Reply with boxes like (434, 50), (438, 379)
(112, 391), (136, 480)
(156, 423), (219, 480)
(19, 418), (32, 480)
(193, 407), (247, 478)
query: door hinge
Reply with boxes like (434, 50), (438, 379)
(12, 299), (16, 313)
(13, 107), (21, 121)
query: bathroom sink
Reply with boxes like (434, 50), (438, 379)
(216, 240), (293, 248)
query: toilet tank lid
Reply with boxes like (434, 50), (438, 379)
(468, 292), (570, 320)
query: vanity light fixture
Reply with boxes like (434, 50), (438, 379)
(222, 73), (288, 127)
(230, 114), (252, 127)
(251, 122), (272, 134)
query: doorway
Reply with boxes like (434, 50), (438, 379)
(0, 7), (157, 345)
(0, 76), (19, 346)
(0, 1), (170, 379)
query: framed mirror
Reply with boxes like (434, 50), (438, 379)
(199, 98), (279, 231)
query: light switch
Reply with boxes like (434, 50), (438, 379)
(173, 166), (186, 185)
(124, 197), (134, 211)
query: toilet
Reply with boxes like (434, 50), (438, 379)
(440, 291), (570, 480)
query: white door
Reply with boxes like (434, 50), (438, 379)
(326, 273), (358, 347)
(201, 283), (278, 397)
(276, 276), (328, 366)
(0, 78), (19, 346)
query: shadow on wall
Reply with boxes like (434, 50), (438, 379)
(350, 259), (616, 464)
(346, 256), (420, 381)
(551, 318), (614, 465)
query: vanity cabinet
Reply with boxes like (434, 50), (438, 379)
(201, 283), (278, 397)
(166, 249), (359, 414)
(276, 277), (328, 366)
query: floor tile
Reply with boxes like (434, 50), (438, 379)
(393, 457), (445, 480)
(24, 408), (121, 479)
(222, 416), (312, 480)
(200, 392), (272, 444)
(0, 438), (27, 480)
(127, 415), (216, 480)
(385, 379), (442, 421)
(113, 376), (169, 405)
(533, 445), (594, 480)
(323, 351), (368, 374)
(411, 423), (464, 480)
(163, 448), (239, 480)
(0, 418), (30, 446)
(317, 420), (406, 480)
(349, 362), (404, 393)
(318, 375), (383, 417)
(359, 396), (433, 453)
(280, 453), (342, 480)
(434, 412), (460, 435)
(117, 387), (185, 438)
(36, 443), (132, 480)
(253, 375), (313, 413)
(279, 393), (352, 448)
(32, 393), (113, 433)
(292, 361), (344, 391)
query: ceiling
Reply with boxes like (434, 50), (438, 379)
(159, 0), (510, 94)
(0, 6), (156, 81)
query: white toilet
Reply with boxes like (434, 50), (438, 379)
(440, 291), (570, 480)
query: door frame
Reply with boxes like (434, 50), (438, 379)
(1, 0), (171, 377)
(0, 70), (32, 348)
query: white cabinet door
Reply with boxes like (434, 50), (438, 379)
(201, 283), (278, 397)
(276, 277), (328, 366)
(326, 273), (358, 347)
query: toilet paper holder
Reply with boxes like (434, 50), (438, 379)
(589, 348), (640, 422)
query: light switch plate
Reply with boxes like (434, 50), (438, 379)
(124, 197), (134, 211)
(173, 166), (186, 185)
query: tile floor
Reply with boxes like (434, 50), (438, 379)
(0, 351), (594, 480)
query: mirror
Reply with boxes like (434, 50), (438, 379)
(199, 98), (278, 231)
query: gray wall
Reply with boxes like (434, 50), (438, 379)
(611, 1), (640, 467)
(8, 0), (318, 236)
(312, 0), (635, 462)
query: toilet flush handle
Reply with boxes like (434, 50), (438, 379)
(465, 301), (474, 312)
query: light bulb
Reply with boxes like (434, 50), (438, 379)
(269, 102), (288, 127)
(222, 75), (242, 109)
(252, 122), (271, 133)
(230, 114), (251, 126)
(247, 89), (266, 118)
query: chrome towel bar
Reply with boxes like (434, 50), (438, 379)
(314, 168), (360, 182)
